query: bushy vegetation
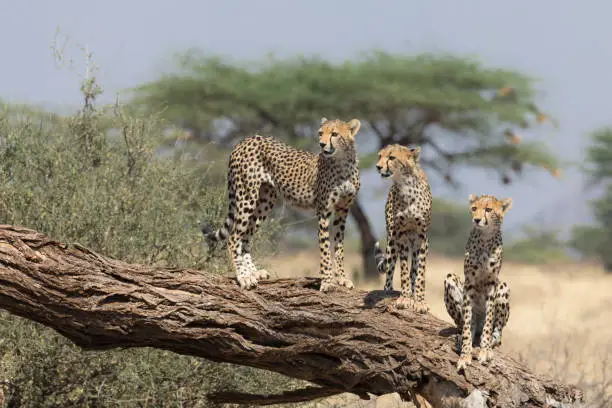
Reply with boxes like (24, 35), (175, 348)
(0, 77), (296, 406)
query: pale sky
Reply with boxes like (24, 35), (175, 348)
(1, 0), (610, 237)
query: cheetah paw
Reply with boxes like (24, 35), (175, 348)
(335, 277), (354, 289)
(319, 280), (336, 293)
(236, 271), (258, 290)
(253, 269), (270, 280)
(456, 354), (471, 372)
(411, 300), (429, 314)
(394, 296), (413, 309)
(478, 348), (493, 365)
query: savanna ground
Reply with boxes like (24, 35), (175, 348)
(261, 247), (612, 407)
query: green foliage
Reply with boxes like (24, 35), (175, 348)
(0, 103), (282, 269)
(570, 127), (612, 271)
(133, 49), (560, 184)
(583, 126), (612, 185)
(504, 227), (571, 264)
(0, 90), (293, 405)
(568, 225), (608, 260)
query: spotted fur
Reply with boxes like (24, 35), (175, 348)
(445, 194), (512, 372)
(373, 144), (432, 313)
(202, 117), (362, 291)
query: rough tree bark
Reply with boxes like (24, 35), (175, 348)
(0, 225), (584, 407)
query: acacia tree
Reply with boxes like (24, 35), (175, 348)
(569, 127), (612, 271)
(132, 50), (559, 279)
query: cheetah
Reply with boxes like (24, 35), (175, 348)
(444, 194), (512, 372)
(373, 144), (432, 313)
(201, 117), (362, 292)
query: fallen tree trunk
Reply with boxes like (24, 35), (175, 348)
(0, 225), (583, 407)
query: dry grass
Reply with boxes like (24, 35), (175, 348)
(262, 250), (612, 407)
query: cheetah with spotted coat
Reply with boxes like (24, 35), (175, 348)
(373, 144), (432, 313)
(444, 194), (512, 372)
(201, 117), (362, 292)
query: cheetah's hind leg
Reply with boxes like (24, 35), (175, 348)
(242, 183), (278, 281)
(226, 180), (263, 290)
(492, 280), (511, 347)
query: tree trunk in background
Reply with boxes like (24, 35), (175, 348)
(350, 200), (379, 282)
(0, 224), (585, 407)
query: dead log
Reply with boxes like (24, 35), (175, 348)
(0, 225), (583, 407)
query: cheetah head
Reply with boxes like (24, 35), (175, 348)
(468, 194), (512, 230)
(318, 117), (361, 158)
(375, 144), (422, 180)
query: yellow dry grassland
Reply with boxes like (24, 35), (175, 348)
(263, 250), (612, 408)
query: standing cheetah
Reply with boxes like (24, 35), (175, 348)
(373, 144), (432, 313)
(444, 194), (512, 372)
(201, 117), (362, 292)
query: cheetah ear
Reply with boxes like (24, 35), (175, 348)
(347, 119), (361, 137)
(409, 146), (421, 161)
(468, 194), (477, 203)
(320, 117), (328, 125)
(501, 198), (513, 215)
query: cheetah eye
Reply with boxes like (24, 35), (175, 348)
(318, 131), (323, 136)
(388, 156), (395, 160)
(471, 206), (477, 212)
(331, 132), (338, 137)
(485, 208), (492, 213)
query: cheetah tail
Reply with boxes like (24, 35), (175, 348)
(374, 241), (386, 274)
(200, 214), (233, 244)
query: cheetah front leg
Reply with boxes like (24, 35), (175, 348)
(457, 290), (474, 371)
(395, 236), (413, 309)
(477, 282), (497, 365)
(332, 205), (354, 289)
(318, 209), (336, 293)
(409, 232), (430, 313)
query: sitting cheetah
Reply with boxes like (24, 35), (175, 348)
(444, 194), (512, 372)
(373, 144), (432, 313)
(201, 117), (362, 292)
